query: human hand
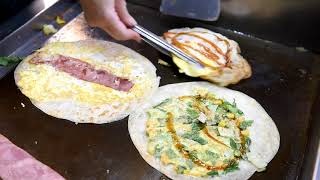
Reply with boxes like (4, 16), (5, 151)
(80, 0), (141, 41)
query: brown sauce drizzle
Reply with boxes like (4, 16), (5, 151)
(164, 31), (232, 68)
(175, 43), (223, 68)
(202, 127), (229, 148)
(166, 112), (228, 171)
(174, 32), (224, 56)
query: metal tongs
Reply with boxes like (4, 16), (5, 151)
(132, 25), (203, 68)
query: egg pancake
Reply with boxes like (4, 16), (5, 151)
(128, 82), (279, 179)
(163, 28), (252, 86)
(14, 40), (160, 124)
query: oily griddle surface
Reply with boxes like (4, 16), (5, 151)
(1, 4), (320, 180)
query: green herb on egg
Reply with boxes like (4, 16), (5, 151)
(234, 150), (241, 157)
(186, 159), (194, 169)
(205, 150), (219, 160)
(177, 165), (187, 174)
(153, 98), (172, 108)
(186, 108), (199, 120)
(154, 144), (163, 158)
(182, 132), (207, 145)
(207, 170), (219, 176)
(186, 101), (193, 107)
(230, 138), (238, 150)
(240, 120), (253, 130)
(245, 137), (252, 147)
(165, 148), (178, 159)
(189, 150), (199, 161)
(221, 101), (243, 116)
(224, 162), (239, 174)
(191, 122), (205, 132)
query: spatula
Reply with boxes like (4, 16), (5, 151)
(160, 0), (220, 21)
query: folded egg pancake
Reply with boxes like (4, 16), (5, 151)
(14, 40), (160, 124)
(128, 82), (279, 179)
(163, 28), (252, 86)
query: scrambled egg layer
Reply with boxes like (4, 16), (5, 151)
(17, 42), (154, 105)
(146, 89), (253, 177)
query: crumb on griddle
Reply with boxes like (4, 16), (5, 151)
(56, 16), (66, 25)
(42, 24), (57, 35)
(158, 59), (171, 67)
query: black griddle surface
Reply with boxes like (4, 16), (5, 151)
(0, 1), (320, 180)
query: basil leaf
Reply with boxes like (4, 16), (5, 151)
(240, 120), (254, 130)
(230, 138), (238, 150)
(0, 56), (23, 66)
(207, 170), (219, 176)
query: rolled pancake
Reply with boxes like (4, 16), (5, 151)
(128, 82), (279, 179)
(14, 40), (160, 124)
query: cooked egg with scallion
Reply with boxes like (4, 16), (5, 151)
(145, 89), (254, 176)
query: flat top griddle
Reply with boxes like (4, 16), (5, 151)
(0, 1), (319, 180)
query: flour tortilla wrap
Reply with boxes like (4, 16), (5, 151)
(128, 82), (280, 179)
(14, 40), (160, 124)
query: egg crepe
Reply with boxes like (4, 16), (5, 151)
(163, 28), (252, 86)
(14, 40), (160, 124)
(128, 82), (279, 179)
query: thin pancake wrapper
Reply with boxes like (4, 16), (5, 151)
(15, 40), (160, 124)
(128, 82), (279, 179)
